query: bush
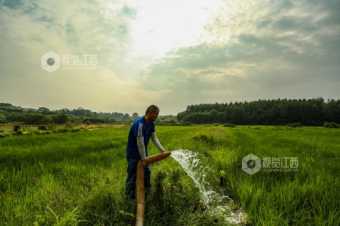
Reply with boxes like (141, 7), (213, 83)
(0, 133), (7, 138)
(65, 122), (73, 129)
(47, 123), (57, 130)
(330, 122), (339, 128)
(85, 120), (91, 126)
(34, 130), (42, 135)
(13, 125), (21, 132)
(71, 128), (81, 132)
(26, 129), (35, 135)
(0, 133), (12, 138)
(38, 125), (47, 130)
(16, 129), (24, 135)
(324, 122), (340, 128)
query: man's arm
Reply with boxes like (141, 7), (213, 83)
(136, 136), (148, 167)
(136, 136), (146, 160)
(151, 132), (166, 152)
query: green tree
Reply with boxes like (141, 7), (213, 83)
(122, 113), (130, 121)
(52, 114), (69, 124)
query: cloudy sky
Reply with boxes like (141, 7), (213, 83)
(0, 0), (339, 115)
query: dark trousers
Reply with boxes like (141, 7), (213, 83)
(125, 156), (152, 200)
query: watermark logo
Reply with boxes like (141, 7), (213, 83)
(61, 54), (98, 70)
(41, 51), (98, 72)
(242, 154), (299, 175)
(41, 51), (60, 73)
(262, 157), (298, 172)
(242, 154), (261, 175)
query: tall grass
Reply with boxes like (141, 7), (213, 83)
(0, 125), (339, 225)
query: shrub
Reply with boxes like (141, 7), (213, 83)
(0, 133), (7, 138)
(0, 133), (12, 138)
(65, 122), (73, 129)
(16, 129), (24, 135)
(38, 125), (47, 130)
(34, 130), (42, 135)
(47, 123), (57, 130)
(26, 129), (34, 135)
(219, 170), (227, 186)
(330, 122), (340, 128)
(85, 120), (91, 126)
(13, 125), (21, 132)
(324, 122), (340, 128)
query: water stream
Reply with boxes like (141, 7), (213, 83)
(170, 149), (247, 224)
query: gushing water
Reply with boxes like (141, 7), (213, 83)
(171, 149), (247, 224)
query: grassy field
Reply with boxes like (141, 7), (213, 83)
(0, 125), (339, 225)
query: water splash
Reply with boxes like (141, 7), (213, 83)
(171, 148), (247, 224)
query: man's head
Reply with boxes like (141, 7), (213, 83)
(145, 105), (159, 122)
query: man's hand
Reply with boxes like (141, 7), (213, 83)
(161, 150), (168, 153)
(141, 159), (148, 168)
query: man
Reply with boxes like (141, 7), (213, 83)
(125, 105), (167, 200)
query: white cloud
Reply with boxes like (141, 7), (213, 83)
(0, 0), (339, 115)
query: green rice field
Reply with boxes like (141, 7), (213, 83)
(0, 125), (339, 225)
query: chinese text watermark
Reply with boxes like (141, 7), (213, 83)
(242, 154), (299, 175)
(41, 51), (98, 72)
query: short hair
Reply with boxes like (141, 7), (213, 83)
(145, 105), (159, 115)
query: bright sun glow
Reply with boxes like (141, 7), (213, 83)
(128, 0), (222, 59)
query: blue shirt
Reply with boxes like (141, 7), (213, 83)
(126, 115), (156, 159)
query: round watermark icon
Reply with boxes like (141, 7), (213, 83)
(242, 153), (261, 175)
(41, 51), (60, 72)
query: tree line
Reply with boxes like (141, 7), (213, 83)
(177, 97), (340, 126)
(0, 105), (121, 124)
(0, 103), (176, 125)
